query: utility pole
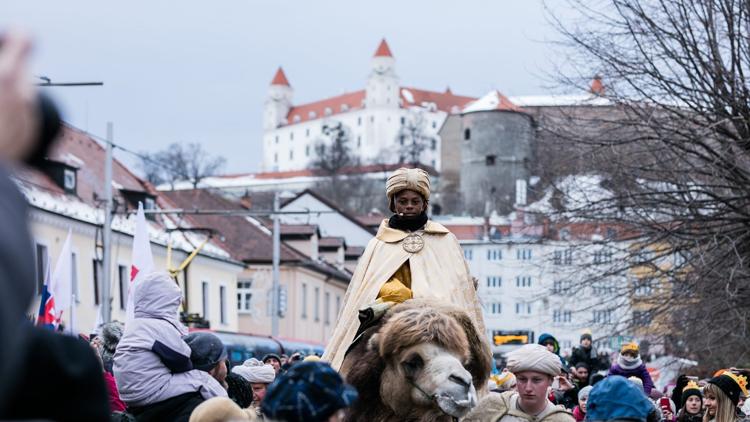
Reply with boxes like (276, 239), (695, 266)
(271, 192), (281, 336)
(101, 122), (114, 323)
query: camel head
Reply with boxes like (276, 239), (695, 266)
(370, 305), (478, 419)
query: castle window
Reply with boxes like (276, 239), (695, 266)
(486, 155), (496, 166)
(432, 121), (437, 129)
(274, 153), (278, 163)
(289, 150), (294, 160)
(275, 136), (279, 144)
(431, 139), (437, 151)
(324, 107), (332, 116)
(290, 132), (294, 141)
(357, 135), (362, 147)
(464, 128), (471, 140)
(293, 115), (301, 123)
(400, 136), (405, 146)
(308, 111), (317, 119)
(400, 117), (405, 125)
(341, 104), (349, 112)
(370, 116), (375, 123)
(305, 145), (310, 157)
(358, 117), (362, 126)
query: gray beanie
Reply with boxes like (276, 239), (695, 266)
(184, 332), (227, 371)
(579, 385), (594, 401)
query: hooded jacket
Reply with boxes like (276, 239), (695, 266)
(538, 333), (570, 373)
(607, 355), (654, 395)
(463, 390), (575, 422)
(113, 272), (226, 406)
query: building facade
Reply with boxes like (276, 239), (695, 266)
(262, 39), (476, 172)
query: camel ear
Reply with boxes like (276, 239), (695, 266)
(367, 333), (381, 351)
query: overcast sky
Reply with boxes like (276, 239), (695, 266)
(2, 1), (572, 174)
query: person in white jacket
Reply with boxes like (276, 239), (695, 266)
(114, 272), (226, 421)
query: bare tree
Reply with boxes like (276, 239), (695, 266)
(139, 142), (225, 189)
(311, 121), (358, 175)
(397, 109), (437, 165)
(542, 0), (750, 368)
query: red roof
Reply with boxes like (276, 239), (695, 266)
(400, 86), (476, 113)
(220, 163), (438, 181)
(286, 90), (365, 124)
(271, 67), (290, 87)
(374, 39), (393, 57)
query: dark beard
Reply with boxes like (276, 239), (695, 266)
(388, 212), (428, 232)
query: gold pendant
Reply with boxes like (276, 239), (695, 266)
(402, 233), (425, 253)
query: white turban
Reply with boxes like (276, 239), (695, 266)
(386, 168), (431, 204)
(505, 344), (561, 377)
(231, 358), (276, 384)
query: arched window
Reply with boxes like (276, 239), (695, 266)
(464, 128), (471, 140)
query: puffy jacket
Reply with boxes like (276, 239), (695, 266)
(608, 363), (655, 395)
(113, 272), (226, 406)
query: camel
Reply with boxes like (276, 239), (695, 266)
(341, 299), (492, 422)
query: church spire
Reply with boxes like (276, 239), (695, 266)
(373, 38), (393, 58)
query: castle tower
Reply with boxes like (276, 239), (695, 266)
(263, 67), (293, 131)
(365, 39), (399, 108)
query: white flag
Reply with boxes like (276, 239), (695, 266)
(126, 202), (154, 321)
(49, 229), (73, 333)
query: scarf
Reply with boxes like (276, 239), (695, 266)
(618, 354), (643, 370)
(388, 212), (428, 232)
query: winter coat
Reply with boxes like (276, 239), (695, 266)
(608, 363), (655, 394)
(463, 390), (575, 422)
(113, 273), (226, 406)
(676, 409), (703, 422)
(573, 406), (585, 422)
(567, 345), (601, 371)
(104, 371), (127, 412)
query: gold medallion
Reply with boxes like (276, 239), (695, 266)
(402, 233), (425, 253)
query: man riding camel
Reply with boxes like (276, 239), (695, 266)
(323, 167), (486, 372)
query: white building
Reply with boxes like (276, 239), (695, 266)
(262, 39), (476, 172)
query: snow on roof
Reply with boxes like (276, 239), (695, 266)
(508, 94), (612, 107)
(462, 90), (522, 114)
(524, 174), (615, 218)
(401, 88), (415, 104)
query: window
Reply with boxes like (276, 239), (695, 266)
(486, 276), (502, 288)
(293, 115), (301, 123)
(515, 302), (532, 315)
(553, 310), (572, 324)
(464, 249), (473, 260)
(92, 259), (102, 305)
(305, 145), (310, 157)
(553, 249), (573, 265)
(357, 135), (362, 147)
(314, 287), (320, 322)
(370, 116), (374, 123)
(515, 276), (532, 288)
(220, 286), (227, 325)
(592, 279), (617, 296)
(336, 295), (341, 319)
(324, 107), (332, 116)
(324, 292), (330, 325)
(71, 252), (79, 303)
(593, 249), (613, 265)
(63, 169), (76, 191)
(431, 139), (437, 151)
(357, 116), (362, 126)
(308, 111), (316, 119)
(633, 278), (654, 297)
(490, 303), (502, 314)
(464, 128), (471, 140)
(118, 265), (128, 310)
(432, 121), (437, 129)
(290, 132), (294, 141)
(237, 280), (253, 313)
(552, 280), (572, 295)
(274, 153), (278, 163)
(341, 104), (349, 112)
(399, 135), (405, 146)
(274, 135), (279, 144)
(516, 248), (532, 260)
(202, 281), (210, 319)
(486, 155), (496, 166)
(306, 128), (310, 137)
(633, 310), (653, 325)
(400, 117), (405, 125)
(487, 249), (502, 261)
(593, 309), (613, 324)
(301, 283), (307, 319)
(35, 243), (48, 295)
(289, 150), (294, 160)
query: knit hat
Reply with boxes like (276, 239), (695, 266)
(581, 333), (593, 342)
(708, 372), (748, 406)
(621, 342), (639, 354)
(231, 358), (276, 384)
(578, 385), (593, 401)
(587, 376), (654, 422)
(575, 362), (591, 372)
(183, 332), (228, 371)
(188, 397), (251, 422)
(505, 344), (561, 377)
(262, 353), (282, 364)
(386, 168), (430, 210)
(261, 361), (358, 422)
(681, 380), (702, 404)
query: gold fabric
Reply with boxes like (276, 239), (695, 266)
(323, 219), (487, 371)
(386, 168), (431, 202)
(376, 261), (413, 304)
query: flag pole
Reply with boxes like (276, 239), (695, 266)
(102, 122), (114, 323)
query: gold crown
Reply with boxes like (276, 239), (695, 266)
(724, 372), (748, 396)
(683, 380), (700, 393)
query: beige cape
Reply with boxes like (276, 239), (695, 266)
(323, 219), (486, 370)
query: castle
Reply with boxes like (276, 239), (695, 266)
(262, 39), (477, 172)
